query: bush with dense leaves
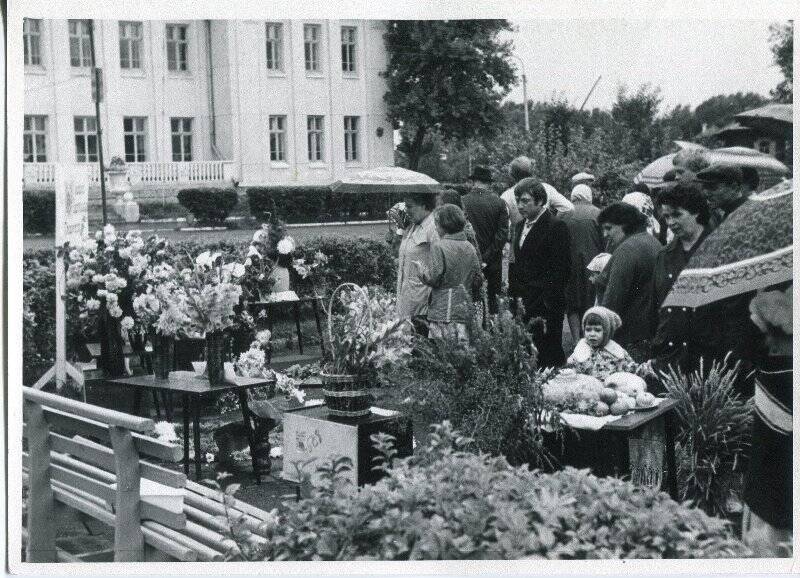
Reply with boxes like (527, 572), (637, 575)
(23, 190), (56, 235)
(248, 422), (750, 560)
(177, 188), (239, 225)
(246, 186), (406, 224)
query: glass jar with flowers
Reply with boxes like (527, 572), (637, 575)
(173, 251), (245, 385)
(64, 225), (158, 377)
(322, 284), (413, 418)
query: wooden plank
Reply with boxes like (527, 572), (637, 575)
(183, 491), (268, 538)
(184, 505), (268, 547)
(20, 528), (83, 563)
(50, 451), (116, 484)
(49, 462), (116, 503)
(76, 549), (115, 562)
(180, 520), (240, 558)
(24, 386), (154, 433)
(23, 400), (57, 562)
(141, 521), (224, 562)
(186, 479), (274, 522)
(140, 496), (186, 530)
(109, 426), (145, 562)
(39, 408), (183, 462)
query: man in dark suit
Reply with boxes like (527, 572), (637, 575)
(509, 178), (571, 368)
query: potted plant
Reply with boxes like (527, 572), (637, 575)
(107, 156), (129, 192)
(321, 284), (412, 419)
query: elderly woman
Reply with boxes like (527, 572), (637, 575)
(396, 192), (439, 327)
(414, 204), (482, 343)
(621, 191), (666, 244)
(597, 202), (662, 362)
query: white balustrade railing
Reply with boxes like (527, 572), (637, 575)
(23, 161), (235, 187)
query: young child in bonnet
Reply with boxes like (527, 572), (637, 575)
(566, 306), (637, 380)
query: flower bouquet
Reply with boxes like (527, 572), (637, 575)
(322, 284), (413, 418)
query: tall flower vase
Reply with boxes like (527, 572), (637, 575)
(205, 331), (227, 385)
(98, 308), (126, 378)
(150, 333), (175, 380)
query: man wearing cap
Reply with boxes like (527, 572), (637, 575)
(462, 166), (508, 315)
(695, 163), (758, 229)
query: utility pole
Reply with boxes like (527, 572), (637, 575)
(579, 75), (602, 112)
(87, 19), (108, 225)
(510, 55), (530, 132)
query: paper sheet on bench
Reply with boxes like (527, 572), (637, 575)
(110, 478), (184, 516)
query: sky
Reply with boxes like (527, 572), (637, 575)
(503, 20), (785, 113)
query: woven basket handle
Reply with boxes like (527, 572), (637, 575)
(326, 283), (373, 365)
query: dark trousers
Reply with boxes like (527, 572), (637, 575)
(519, 300), (565, 370)
(485, 263), (502, 315)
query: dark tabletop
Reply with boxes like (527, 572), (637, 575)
(600, 398), (679, 432)
(108, 371), (275, 395)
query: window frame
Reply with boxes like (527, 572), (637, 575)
(119, 21), (144, 70)
(265, 22), (284, 72)
(341, 26), (357, 74)
(165, 23), (190, 73)
(343, 116), (360, 162)
(68, 19), (93, 69)
(170, 117), (193, 162)
(123, 117), (148, 162)
(74, 116), (98, 163)
(24, 18), (43, 67)
(303, 24), (322, 73)
(23, 115), (48, 163)
(307, 115), (325, 163)
(269, 115), (288, 163)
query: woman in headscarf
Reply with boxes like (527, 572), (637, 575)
(621, 191), (665, 243)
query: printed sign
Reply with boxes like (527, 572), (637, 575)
(282, 411), (359, 486)
(55, 164), (89, 246)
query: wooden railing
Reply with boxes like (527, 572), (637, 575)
(23, 161), (235, 188)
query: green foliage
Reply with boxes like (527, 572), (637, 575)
(246, 186), (405, 224)
(659, 357), (753, 517)
(177, 188), (239, 225)
(23, 190), (56, 235)
(383, 20), (517, 169)
(693, 92), (771, 133)
(611, 84), (664, 161)
(386, 303), (562, 468)
(298, 236), (397, 294)
(250, 422), (750, 560)
(769, 21), (793, 103)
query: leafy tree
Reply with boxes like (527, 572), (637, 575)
(382, 20), (517, 170)
(693, 92), (770, 132)
(611, 83), (663, 161)
(660, 104), (700, 141)
(769, 21), (793, 103)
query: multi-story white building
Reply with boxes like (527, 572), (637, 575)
(23, 18), (395, 191)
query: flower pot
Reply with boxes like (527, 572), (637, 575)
(205, 331), (227, 386)
(98, 308), (126, 378)
(321, 372), (371, 419)
(150, 333), (175, 380)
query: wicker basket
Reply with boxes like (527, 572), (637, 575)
(321, 372), (371, 418)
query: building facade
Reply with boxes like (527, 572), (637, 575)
(23, 18), (395, 190)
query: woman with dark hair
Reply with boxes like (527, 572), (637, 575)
(396, 192), (439, 324)
(597, 202), (662, 361)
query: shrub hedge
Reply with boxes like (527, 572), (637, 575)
(23, 190), (56, 235)
(177, 188), (238, 225)
(247, 422), (750, 560)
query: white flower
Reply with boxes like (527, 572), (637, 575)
(104, 245), (116, 253)
(292, 389), (306, 404)
(269, 446), (283, 459)
(247, 245), (261, 258)
(92, 274), (105, 284)
(85, 298), (101, 311)
(231, 263), (245, 278)
(108, 305), (123, 318)
(277, 237), (295, 255)
(153, 421), (179, 443)
(255, 329), (272, 345)
(103, 224), (116, 236)
(97, 289), (108, 298)
(121, 316), (135, 330)
(95, 230), (103, 240)
(69, 249), (81, 261)
(195, 251), (220, 269)
(245, 258), (253, 267)
(205, 452), (215, 464)
(118, 247), (133, 260)
(105, 234), (117, 244)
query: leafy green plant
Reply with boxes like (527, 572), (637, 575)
(23, 190), (56, 235)
(248, 421), (750, 560)
(659, 356), (753, 517)
(177, 188), (239, 225)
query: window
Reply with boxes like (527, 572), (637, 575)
(341, 26), (357, 73)
(69, 20), (92, 68)
(307, 116), (324, 162)
(304, 24), (321, 72)
(119, 21), (143, 69)
(24, 19), (42, 66)
(123, 117), (147, 162)
(170, 118), (193, 161)
(269, 116), (287, 162)
(24, 115), (47, 162)
(344, 116), (359, 162)
(74, 116), (98, 162)
(265, 23), (283, 71)
(166, 24), (189, 72)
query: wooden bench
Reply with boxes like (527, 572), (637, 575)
(22, 386), (273, 562)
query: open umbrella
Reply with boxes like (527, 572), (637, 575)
(662, 179), (792, 308)
(330, 166), (441, 194)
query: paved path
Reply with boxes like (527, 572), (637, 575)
(23, 222), (387, 252)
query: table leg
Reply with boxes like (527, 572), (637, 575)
(237, 390), (260, 485)
(152, 391), (161, 420)
(164, 391), (174, 422)
(664, 411), (678, 500)
(132, 387), (142, 416)
(293, 301), (304, 355)
(182, 393), (190, 478)
(193, 396), (202, 481)
(312, 298), (325, 355)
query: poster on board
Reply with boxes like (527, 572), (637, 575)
(55, 164), (89, 246)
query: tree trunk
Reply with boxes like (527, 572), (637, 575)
(407, 126), (427, 171)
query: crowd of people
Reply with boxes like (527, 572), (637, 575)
(386, 155), (792, 555)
